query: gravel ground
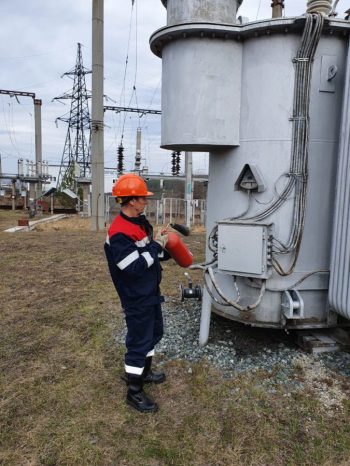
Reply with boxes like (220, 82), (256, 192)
(115, 298), (350, 391)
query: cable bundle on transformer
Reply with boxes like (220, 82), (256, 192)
(188, 14), (326, 314)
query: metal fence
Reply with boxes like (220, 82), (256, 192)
(106, 196), (206, 226)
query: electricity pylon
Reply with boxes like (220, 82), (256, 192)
(54, 43), (92, 189)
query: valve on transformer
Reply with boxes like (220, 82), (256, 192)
(180, 272), (202, 302)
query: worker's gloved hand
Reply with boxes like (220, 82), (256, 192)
(154, 228), (168, 249)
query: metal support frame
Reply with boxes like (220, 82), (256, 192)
(0, 89), (43, 202)
(104, 105), (161, 115)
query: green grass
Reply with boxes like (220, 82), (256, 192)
(0, 209), (26, 231)
(1, 216), (350, 465)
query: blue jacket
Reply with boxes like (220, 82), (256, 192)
(104, 212), (170, 308)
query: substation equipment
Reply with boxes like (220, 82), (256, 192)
(0, 90), (53, 210)
(150, 0), (350, 344)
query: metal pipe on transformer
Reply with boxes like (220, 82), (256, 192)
(199, 279), (213, 347)
(91, 0), (105, 231)
(185, 151), (193, 229)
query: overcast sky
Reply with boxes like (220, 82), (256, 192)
(0, 0), (348, 189)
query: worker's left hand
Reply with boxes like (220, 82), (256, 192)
(154, 228), (168, 249)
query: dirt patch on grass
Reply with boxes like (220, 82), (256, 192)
(33, 215), (91, 232)
(292, 355), (348, 412)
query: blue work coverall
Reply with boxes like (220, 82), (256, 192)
(104, 211), (170, 375)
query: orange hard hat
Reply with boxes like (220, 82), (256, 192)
(112, 173), (154, 197)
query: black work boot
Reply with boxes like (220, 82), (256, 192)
(143, 356), (166, 384)
(126, 373), (158, 413)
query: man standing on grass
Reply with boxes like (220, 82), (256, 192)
(104, 173), (170, 413)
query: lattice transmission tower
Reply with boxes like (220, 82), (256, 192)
(54, 43), (92, 189)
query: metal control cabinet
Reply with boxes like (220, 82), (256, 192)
(217, 222), (272, 279)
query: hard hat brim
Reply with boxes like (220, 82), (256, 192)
(114, 191), (154, 198)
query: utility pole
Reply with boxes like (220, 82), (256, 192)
(11, 180), (16, 211)
(185, 151), (193, 228)
(91, 0), (105, 231)
(34, 99), (42, 198)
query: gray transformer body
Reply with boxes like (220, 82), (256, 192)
(150, 1), (350, 331)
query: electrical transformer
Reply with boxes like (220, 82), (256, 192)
(150, 0), (350, 344)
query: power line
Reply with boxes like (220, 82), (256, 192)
(140, 78), (161, 130)
(256, 0), (262, 19)
(117, 0), (136, 145)
(0, 45), (76, 60)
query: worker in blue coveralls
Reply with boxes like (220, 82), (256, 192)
(104, 173), (170, 413)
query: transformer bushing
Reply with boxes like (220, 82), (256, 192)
(161, 0), (241, 25)
(306, 0), (332, 15)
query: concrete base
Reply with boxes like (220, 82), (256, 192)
(4, 214), (68, 233)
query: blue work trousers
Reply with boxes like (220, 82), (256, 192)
(124, 303), (163, 373)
